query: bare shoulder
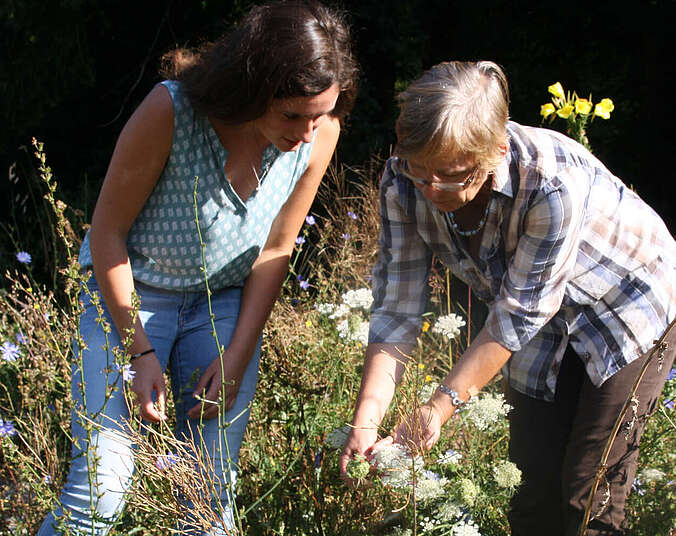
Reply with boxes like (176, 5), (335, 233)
(308, 116), (341, 167)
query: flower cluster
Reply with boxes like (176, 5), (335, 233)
(0, 418), (17, 437)
(540, 82), (614, 122)
(317, 287), (373, 346)
(492, 460), (522, 489)
(540, 81), (614, 150)
(463, 393), (512, 431)
(432, 314), (466, 340)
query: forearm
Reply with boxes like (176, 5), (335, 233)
(90, 232), (151, 355)
(226, 247), (291, 360)
(351, 343), (414, 431)
(428, 326), (512, 425)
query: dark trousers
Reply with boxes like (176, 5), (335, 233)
(506, 329), (675, 536)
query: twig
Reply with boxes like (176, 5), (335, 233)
(578, 316), (676, 535)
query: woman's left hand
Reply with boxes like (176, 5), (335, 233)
(187, 348), (249, 420)
(392, 404), (443, 453)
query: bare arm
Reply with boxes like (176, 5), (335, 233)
(393, 326), (512, 451)
(89, 84), (174, 421)
(188, 116), (341, 419)
(339, 342), (413, 477)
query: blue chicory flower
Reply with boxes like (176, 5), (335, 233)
(16, 251), (32, 264)
(15, 332), (27, 345)
(0, 418), (17, 437)
(1, 341), (20, 362)
(667, 368), (676, 382)
(305, 215), (316, 226)
(341, 233), (350, 240)
(347, 211), (358, 220)
(299, 280), (310, 290)
(114, 363), (136, 383)
(295, 236), (306, 245)
(155, 453), (179, 471)
(665, 399), (675, 410)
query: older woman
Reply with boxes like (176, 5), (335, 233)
(340, 61), (675, 535)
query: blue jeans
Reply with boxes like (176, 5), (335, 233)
(38, 277), (261, 535)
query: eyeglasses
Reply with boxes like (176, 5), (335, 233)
(392, 158), (480, 192)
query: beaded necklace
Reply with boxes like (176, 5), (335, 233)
(447, 201), (490, 236)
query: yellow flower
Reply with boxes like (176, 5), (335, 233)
(425, 375), (433, 383)
(574, 98), (592, 115)
(548, 82), (565, 99)
(556, 104), (574, 119)
(421, 321), (431, 333)
(540, 103), (556, 118)
(417, 363), (425, 371)
(305, 319), (312, 327)
(594, 98), (614, 119)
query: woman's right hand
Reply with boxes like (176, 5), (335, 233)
(339, 425), (380, 485)
(129, 353), (167, 422)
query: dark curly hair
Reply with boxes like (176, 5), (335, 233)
(160, 0), (358, 124)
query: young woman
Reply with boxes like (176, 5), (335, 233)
(39, 2), (357, 534)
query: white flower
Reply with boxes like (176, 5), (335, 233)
(325, 425), (350, 449)
(436, 499), (463, 522)
(316, 302), (336, 315)
(493, 460), (522, 489)
(372, 443), (425, 489)
(637, 468), (666, 483)
(336, 317), (369, 345)
(437, 449), (462, 466)
(419, 516), (440, 531)
(463, 393), (512, 431)
(452, 520), (482, 536)
(417, 381), (439, 403)
(432, 314), (466, 340)
(341, 288), (374, 310)
(329, 303), (351, 319)
(388, 528), (412, 536)
(415, 471), (449, 502)
(114, 363), (136, 383)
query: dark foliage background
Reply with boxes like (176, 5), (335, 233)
(1, 0), (674, 279)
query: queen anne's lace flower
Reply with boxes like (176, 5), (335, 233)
(417, 381), (439, 403)
(325, 425), (350, 449)
(637, 468), (666, 483)
(329, 303), (351, 319)
(373, 443), (425, 489)
(493, 460), (522, 489)
(452, 520), (482, 536)
(341, 288), (374, 310)
(464, 393), (512, 431)
(432, 314), (466, 340)
(316, 302), (335, 315)
(415, 471), (448, 502)
(436, 499), (463, 522)
(455, 478), (479, 507)
(437, 449), (462, 466)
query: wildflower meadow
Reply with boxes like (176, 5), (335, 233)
(1, 91), (675, 535)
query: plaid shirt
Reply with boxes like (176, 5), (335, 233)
(369, 122), (676, 400)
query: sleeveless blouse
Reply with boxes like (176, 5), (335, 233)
(79, 80), (315, 291)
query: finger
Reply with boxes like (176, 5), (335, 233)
(156, 379), (167, 420)
(369, 435), (393, 455)
(137, 390), (162, 422)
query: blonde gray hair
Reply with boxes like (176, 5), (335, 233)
(395, 61), (509, 170)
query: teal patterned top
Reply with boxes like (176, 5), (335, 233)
(79, 80), (315, 291)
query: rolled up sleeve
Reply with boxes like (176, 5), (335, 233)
(485, 174), (582, 351)
(369, 162), (433, 344)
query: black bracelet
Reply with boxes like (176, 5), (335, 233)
(129, 348), (155, 361)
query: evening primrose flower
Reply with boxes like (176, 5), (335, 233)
(493, 460), (522, 489)
(421, 321), (430, 333)
(548, 82), (565, 99)
(556, 104), (574, 119)
(432, 313), (466, 340)
(575, 98), (592, 115)
(540, 103), (556, 118)
(594, 98), (614, 119)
